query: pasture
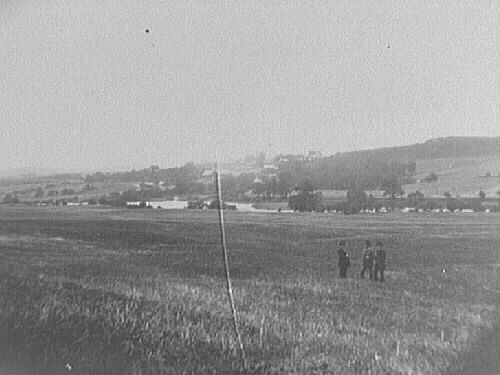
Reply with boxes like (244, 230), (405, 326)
(0, 206), (497, 374)
(402, 155), (500, 198)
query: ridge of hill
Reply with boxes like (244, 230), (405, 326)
(330, 136), (499, 164)
(317, 137), (499, 198)
(1, 136), (498, 201)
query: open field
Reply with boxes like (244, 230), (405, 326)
(0, 206), (498, 374)
(403, 156), (500, 198)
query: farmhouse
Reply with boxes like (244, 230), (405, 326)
(365, 190), (386, 199)
(198, 169), (215, 186)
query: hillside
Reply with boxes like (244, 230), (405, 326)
(403, 155), (499, 198)
(1, 136), (498, 203)
(299, 136), (499, 195)
(330, 136), (499, 164)
(313, 136), (499, 197)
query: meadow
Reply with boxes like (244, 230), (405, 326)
(403, 155), (500, 198)
(0, 206), (497, 374)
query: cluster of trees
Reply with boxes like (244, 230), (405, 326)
(280, 157), (416, 191)
(218, 173), (293, 201)
(288, 185), (498, 213)
(2, 193), (19, 204)
(216, 158), (416, 202)
(85, 163), (201, 186)
(83, 154), (417, 201)
(421, 172), (438, 183)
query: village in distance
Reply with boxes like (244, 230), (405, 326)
(1, 136), (499, 215)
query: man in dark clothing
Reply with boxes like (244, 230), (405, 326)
(374, 240), (386, 282)
(360, 240), (374, 280)
(337, 240), (350, 278)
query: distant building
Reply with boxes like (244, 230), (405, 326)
(365, 190), (386, 199)
(198, 169), (216, 187)
(140, 182), (157, 190)
(263, 164), (279, 171)
(147, 200), (189, 209)
(317, 190), (348, 200)
(253, 176), (263, 184)
(305, 151), (323, 161)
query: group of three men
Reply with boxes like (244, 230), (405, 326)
(337, 240), (386, 281)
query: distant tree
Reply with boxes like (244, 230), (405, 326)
(346, 188), (368, 214)
(3, 194), (19, 204)
(468, 199), (485, 212)
(264, 176), (279, 199)
(478, 190), (486, 201)
(406, 161), (417, 175)
(288, 190), (322, 212)
(288, 179), (321, 211)
(120, 189), (140, 202)
(415, 190), (424, 200)
(189, 182), (205, 194)
(256, 152), (266, 168)
(61, 188), (76, 196)
(220, 175), (238, 196)
(485, 171), (492, 177)
(237, 173), (256, 193)
(422, 199), (439, 210)
(296, 179), (315, 193)
(422, 172), (438, 183)
(347, 188), (367, 204)
(445, 197), (464, 211)
(85, 172), (106, 183)
(34, 187), (44, 198)
(252, 181), (266, 197)
(276, 172), (294, 199)
(408, 190), (425, 207)
(444, 191), (452, 199)
(381, 176), (404, 199)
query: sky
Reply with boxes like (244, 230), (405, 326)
(0, 0), (498, 172)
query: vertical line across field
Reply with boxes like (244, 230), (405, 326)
(215, 164), (247, 369)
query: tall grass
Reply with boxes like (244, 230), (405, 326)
(0, 207), (497, 374)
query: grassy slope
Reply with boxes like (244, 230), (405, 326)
(0, 207), (498, 374)
(0, 180), (139, 202)
(403, 155), (500, 198)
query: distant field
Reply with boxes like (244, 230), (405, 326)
(0, 180), (139, 202)
(0, 207), (498, 374)
(403, 155), (500, 198)
(252, 201), (290, 211)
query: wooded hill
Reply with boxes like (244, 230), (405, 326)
(329, 136), (499, 164)
(282, 137), (499, 193)
(2, 137), (497, 204)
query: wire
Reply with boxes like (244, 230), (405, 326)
(214, 163), (247, 368)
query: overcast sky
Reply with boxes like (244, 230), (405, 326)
(0, 0), (498, 172)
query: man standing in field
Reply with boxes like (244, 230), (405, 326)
(373, 240), (386, 282)
(360, 240), (374, 280)
(337, 240), (350, 278)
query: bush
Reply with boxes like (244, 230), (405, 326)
(422, 172), (438, 183)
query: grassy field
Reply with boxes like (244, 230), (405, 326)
(0, 206), (498, 375)
(403, 155), (500, 198)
